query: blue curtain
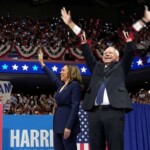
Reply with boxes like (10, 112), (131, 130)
(124, 103), (150, 150)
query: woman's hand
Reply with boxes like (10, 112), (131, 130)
(38, 50), (45, 67)
(64, 128), (71, 139)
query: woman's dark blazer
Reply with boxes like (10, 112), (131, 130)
(42, 66), (81, 134)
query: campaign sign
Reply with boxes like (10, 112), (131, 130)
(0, 81), (12, 104)
(3, 115), (54, 150)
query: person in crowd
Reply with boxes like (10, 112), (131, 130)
(38, 50), (82, 150)
(61, 6), (150, 150)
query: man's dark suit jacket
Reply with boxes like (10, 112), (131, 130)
(42, 66), (81, 134)
(81, 42), (135, 112)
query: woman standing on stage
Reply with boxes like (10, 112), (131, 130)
(38, 50), (82, 150)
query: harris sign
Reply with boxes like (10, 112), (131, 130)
(3, 115), (54, 150)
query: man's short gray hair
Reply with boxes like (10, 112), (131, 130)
(114, 48), (119, 57)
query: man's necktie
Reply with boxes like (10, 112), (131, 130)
(96, 82), (105, 105)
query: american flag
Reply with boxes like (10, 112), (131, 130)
(77, 106), (108, 150)
(77, 106), (90, 150)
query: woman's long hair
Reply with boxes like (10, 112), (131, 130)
(65, 64), (82, 85)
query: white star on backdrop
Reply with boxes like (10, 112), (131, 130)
(137, 59), (143, 66)
(22, 64), (29, 71)
(12, 64), (19, 70)
(52, 65), (58, 72)
(81, 66), (87, 73)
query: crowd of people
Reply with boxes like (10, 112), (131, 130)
(0, 13), (150, 60)
(3, 93), (56, 115)
(130, 89), (150, 104)
(2, 89), (150, 115)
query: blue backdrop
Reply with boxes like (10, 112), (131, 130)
(124, 103), (150, 150)
(0, 55), (150, 75)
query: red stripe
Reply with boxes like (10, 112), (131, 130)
(80, 143), (84, 150)
(77, 143), (107, 150)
